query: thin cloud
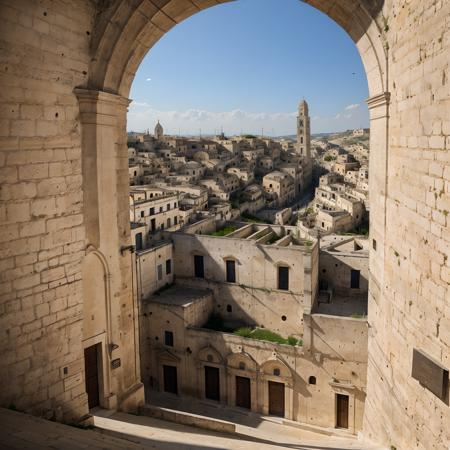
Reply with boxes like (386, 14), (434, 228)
(127, 102), (367, 134)
(146, 78), (152, 81)
(345, 103), (359, 110)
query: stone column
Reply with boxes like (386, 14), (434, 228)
(75, 89), (144, 412)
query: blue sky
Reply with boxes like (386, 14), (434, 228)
(128, 0), (369, 135)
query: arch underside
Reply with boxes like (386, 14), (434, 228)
(88, 0), (387, 99)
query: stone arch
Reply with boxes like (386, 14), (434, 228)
(260, 357), (293, 381)
(226, 351), (258, 372)
(197, 345), (223, 365)
(81, 246), (112, 343)
(88, 0), (387, 99)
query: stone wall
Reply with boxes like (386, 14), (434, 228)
(0, 0), (94, 420)
(0, 1), (448, 448)
(363, 1), (450, 449)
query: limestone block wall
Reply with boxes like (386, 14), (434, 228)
(0, 0), (448, 448)
(363, 1), (450, 449)
(0, 0), (94, 419)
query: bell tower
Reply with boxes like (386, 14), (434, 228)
(297, 100), (311, 160)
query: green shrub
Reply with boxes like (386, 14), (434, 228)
(234, 327), (253, 338)
(210, 225), (237, 236)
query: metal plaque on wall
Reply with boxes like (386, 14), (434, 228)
(412, 349), (448, 401)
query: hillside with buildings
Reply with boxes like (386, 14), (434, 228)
(126, 100), (371, 432)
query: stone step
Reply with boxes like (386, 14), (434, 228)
(0, 408), (148, 450)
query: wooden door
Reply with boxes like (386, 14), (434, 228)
(163, 365), (178, 394)
(235, 376), (251, 409)
(336, 394), (349, 428)
(268, 381), (285, 417)
(84, 345), (100, 409)
(204, 366), (220, 401)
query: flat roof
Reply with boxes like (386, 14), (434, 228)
(147, 285), (211, 307)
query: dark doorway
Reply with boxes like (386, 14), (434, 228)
(163, 365), (178, 394)
(336, 394), (349, 428)
(268, 381), (285, 417)
(204, 366), (220, 401)
(226, 260), (236, 283)
(194, 255), (204, 278)
(236, 376), (251, 409)
(135, 232), (143, 250)
(84, 344), (100, 409)
(278, 266), (289, 290)
(151, 218), (156, 232)
(350, 269), (360, 289)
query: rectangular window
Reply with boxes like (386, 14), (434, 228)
(174, 202), (177, 208)
(166, 259), (172, 275)
(194, 255), (204, 278)
(135, 233), (143, 251)
(167, 203), (170, 210)
(150, 207), (155, 216)
(157, 264), (163, 281)
(226, 260), (236, 283)
(174, 216), (178, 225)
(140, 211), (144, 218)
(278, 266), (289, 290)
(160, 207), (163, 213)
(164, 331), (174, 347)
(350, 269), (360, 289)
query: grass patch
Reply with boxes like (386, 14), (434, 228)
(209, 225), (237, 236)
(234, 327), (302, 346)
(241, 212), (266, 223)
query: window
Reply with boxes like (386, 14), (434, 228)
(194, 255), (204, 278)
(174, 216), (178, 225)
(350, 269), (360, 289)
(135, 233), (143, 251)
(226, 304), (232, 313)
(157, 264), (163, 281)
(273, 368), (280, 376)
(134, 170), (137, 176)
(167, 218), (171, 228)
(150, 207), (155, 216)
(166, 259), (172, 275)
(160, 206), (163, 213)
(308, 376), (316, 385)
(140, 211), (144, 218)
(164, 331), (173, 347)
(226, 260), (236, 283)
(278, 266), (289, 290)
(174, 202), (177, 208)
(167, 203), (170, 210)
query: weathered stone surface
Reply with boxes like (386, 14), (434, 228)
(0, 1), (448, 449)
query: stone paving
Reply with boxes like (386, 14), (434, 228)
(0, 407), (385, 450)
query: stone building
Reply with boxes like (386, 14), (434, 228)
(263, 171), (295, 207)
(0, 2), (449, 450)
(138, 222), (367, 432)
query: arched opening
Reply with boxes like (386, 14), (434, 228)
(76, 0), (390, 443)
